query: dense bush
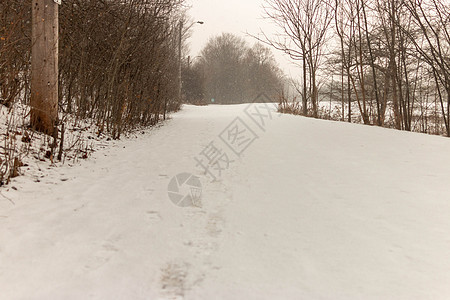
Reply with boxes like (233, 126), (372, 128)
(0, 0), (185, 139)
(59, 0), (185, 138)
(0, 0), (185, 183)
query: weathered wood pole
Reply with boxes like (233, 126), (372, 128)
(31, 0), (58, 135)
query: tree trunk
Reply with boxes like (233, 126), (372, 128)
(302, 55), (308, 116)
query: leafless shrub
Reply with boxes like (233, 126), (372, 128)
(0, 0), (186, 183)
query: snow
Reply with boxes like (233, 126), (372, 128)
(0, 103), (116, 187)
(1, 104), (450, 299)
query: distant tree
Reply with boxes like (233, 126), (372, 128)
(182, 59), (204, 104)
(242, 43), (284, 101)
(199, 33), (247, 104)
(190, 33), (283, 104)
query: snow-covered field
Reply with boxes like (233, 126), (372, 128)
(1, 104), (450, 299)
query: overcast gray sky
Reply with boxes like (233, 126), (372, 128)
(187, 0), (299, 79)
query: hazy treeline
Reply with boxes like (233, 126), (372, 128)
(265, 0), (450, 136)
(182, 33), (284, 104)
(1, 0), (186, 139)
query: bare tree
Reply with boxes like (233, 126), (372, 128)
(402, 0), (450, 136)
(262, 0), (332, 117)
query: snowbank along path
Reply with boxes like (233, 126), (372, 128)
(1, 104), (450, 299)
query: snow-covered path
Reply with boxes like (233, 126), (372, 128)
(1, 104), (450, 299)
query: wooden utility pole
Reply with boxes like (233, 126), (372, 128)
(31, 0), (59, 135)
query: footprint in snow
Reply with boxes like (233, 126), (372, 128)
(206, 213), (225, 238)
(147, 211), (162, 223)
(160, 262), (189, 297)
(84, 241), (119, 271)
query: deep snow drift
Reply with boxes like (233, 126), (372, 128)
(1, 104), (450, 299)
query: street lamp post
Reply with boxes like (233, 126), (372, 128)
(179, 20), (204, 104)
(187, 55), (202, 69)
